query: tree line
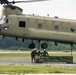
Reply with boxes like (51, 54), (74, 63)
(0, 36), (76, 51)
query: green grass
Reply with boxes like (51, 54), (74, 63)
(0, 53), (30, 58)
(0, 65), (76, 74)
(0, 51), (76, 59)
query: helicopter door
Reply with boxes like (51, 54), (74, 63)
(18, 20), (27, 37)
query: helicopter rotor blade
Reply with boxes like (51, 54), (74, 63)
(14, 0), (48, 3)
(0, 0), (49, 5)
(11, 0), (48, 4)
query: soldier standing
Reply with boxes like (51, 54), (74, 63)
(31, 48), (37, 63)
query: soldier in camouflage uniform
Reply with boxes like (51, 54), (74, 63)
(31, 48), (37, 63)
(42, 50), (49, 57)
(37, 51), (42, 56)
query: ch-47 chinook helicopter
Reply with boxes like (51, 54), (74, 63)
(0, 0), (76, 50)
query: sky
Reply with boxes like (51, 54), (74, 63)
(0, 0), (76, 19)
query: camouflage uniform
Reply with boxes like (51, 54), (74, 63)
(42, 50), (49, 57)
(31, 49), (37, 63)
(37, 51), (42, 56)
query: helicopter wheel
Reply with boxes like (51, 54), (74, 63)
(29, 43), (35, 49)
(41, 43), (48, 49)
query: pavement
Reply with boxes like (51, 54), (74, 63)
(0, 57), (76, 70)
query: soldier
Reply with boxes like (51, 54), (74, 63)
(35, 50), (42, 63)
(37, 50), (42, 56)
(31, 48), (37, 63)
(42, 50), (49, 57)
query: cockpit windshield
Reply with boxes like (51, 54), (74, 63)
(0, 18), (3, 21)
(0, 16), (8, 24)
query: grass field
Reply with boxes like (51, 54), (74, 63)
(0, 53), (30, 58)
(0, 51), (76, 74)
(0, 65), (76, 74)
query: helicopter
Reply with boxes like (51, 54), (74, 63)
(0, 0), (76, 50)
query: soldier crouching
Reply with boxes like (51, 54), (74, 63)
(42, 50), (49, 57)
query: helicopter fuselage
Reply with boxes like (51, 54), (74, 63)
(0, 14), (76, 44)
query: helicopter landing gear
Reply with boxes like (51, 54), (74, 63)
(38, 40), (41, 49)
(55, 42), (58, 46)
(70, 43), (73, 56)
(29, 40), (48, 49)
(38, 40), (48, 49)
(28, 40), (35, 49)
(41, 42), (48, 49)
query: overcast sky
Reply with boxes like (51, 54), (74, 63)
(0, 0), (76, 19)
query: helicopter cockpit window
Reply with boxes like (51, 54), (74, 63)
(3, 16), (7, 21)
(6, 19), (9, 23)
(0, 18), (3, 21)
(0, 16), (8, 23)
(19, 21), (26, 27)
